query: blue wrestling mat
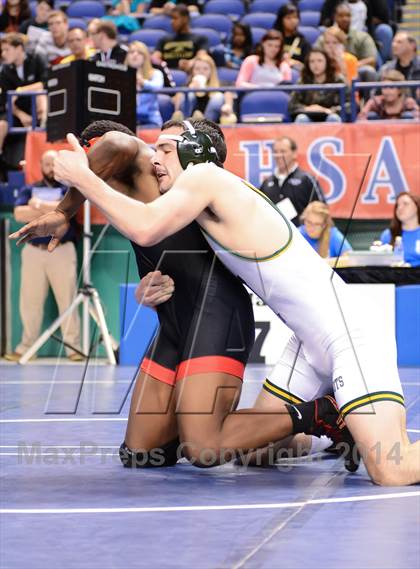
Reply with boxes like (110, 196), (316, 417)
(0, 363), (419, 569)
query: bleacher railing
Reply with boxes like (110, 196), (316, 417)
(6, 80), (420, 133)
(350, 80), (420, 122)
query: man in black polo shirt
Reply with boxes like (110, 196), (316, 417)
(152, 3), (208, 71)
(0, 32), (47, 173)
(5, 150), (82, 362)
(260, 136), (325, 227)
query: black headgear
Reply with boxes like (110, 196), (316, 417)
(162, 120), (219, 170)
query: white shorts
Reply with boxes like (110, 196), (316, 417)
(265, 330), (405, 418)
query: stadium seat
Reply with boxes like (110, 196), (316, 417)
(204, 0), (246, 18)
(128, 29), (167, 50)
(191, 15), (233, 39)
(299, 0), (324, 10)
(158, 94), (174, 122)
(142, 15), (172, 33)
(249, 0), (288, 13)
(239, 91), (290, 122)
(68, 17), (88, 30)
(251, 26), (267, 46)
(67, 1), (105, 18)
(299, 11), (320, 27)
(218, 66), (239, 84)
(191, 27), (223, 48)
(298, 26), (322, 44)
(290, 67), (300, 83)
(171, 69), (188, 86)
(241, 13), (276, 29)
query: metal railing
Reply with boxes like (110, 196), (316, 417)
(6, 80), (420, 132)
(350, 79), (420, 122)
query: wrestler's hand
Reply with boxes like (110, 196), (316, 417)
(54, 133), (90, 187)
(135, 271), (175, 307)
(9, 210), (70, 251)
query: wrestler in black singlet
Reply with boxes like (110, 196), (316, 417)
(131, 221), (255, 384)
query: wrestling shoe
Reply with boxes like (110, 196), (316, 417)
(286, 395), (360, 473)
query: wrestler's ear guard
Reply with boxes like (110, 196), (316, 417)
(176, 120), (219, 170)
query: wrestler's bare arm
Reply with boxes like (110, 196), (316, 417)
(57, 131), (141, 219)
(52, 134), (214, 246)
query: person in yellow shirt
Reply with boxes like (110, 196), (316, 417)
(60, 27), (96, 63)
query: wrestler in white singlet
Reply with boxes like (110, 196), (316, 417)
(202, 182), (404, 417)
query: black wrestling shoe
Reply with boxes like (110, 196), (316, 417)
(311, 396), (360, 473)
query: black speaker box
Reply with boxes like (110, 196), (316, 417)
(47, 60), (136, 142)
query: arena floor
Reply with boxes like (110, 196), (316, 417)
(0, 362), (419, 569)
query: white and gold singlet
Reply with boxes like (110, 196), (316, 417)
(202, 183), (404, 417)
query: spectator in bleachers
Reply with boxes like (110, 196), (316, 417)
(299, 201), (352, 259)
(0, 0), (30, 33)
(149, 0), (199, 16)
(112, 0), (148, 16)
(89, 20), (128, 65)
(34, 10), (71, 65)
(152, 4), (208, 71)
(172, 53), (236, 123)
(223, 22), (253, 70)
(60, 28), (96, 64)
(316, 2), (378, 83)
(273, 3), (311, 69)
(236, 29), (292, 88)
(320, 0), (393, 62)
(321, 0), (391, 34)
(87, 18), (102, 50)
(357, 69), (419, 120)
(378, 192), (420, 267)
(259, 136), (325, 227)
(4, 150), (83, 362)
(346, 0), (367, 32)
(19, 0), (52, 56)
(104, 0), (146, 35)
(323, 26), (358, 84)
(126, 40), (163, 127)
(0, 33), (47, 169)
(380, 32), (420, 82)
(288, 48), (345, 123)
(19, 0), (52, 34)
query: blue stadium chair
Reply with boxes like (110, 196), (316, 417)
(67, 1), (106, 18)
(299, 11), (320, 27)
(68, 17), (88, 30)
(30, 1), (37, 17)
(250, 26), (267, 46)
(299, 0), (324, 10)
(158, 94), (174, 122)
(142, 15), (172, 33)
(191, 15), (233, 39)
(210, 45), (226, 66)
(171, 69), (188, 86)
(204, 0), (246, 18)
(128, 29), (167, 50)
(241, 13), (276, 29)
(218, 66), (239, 84)
(55, 0), (70, 10)
(239, 91), (290, 122)
(298, 26), (321, 44)
(249, 0), (288, 13)
(191, 27), (222, 48)
(291, 67), (300, 83)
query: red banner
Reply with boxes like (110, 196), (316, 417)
(25, 123), (420, 220)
